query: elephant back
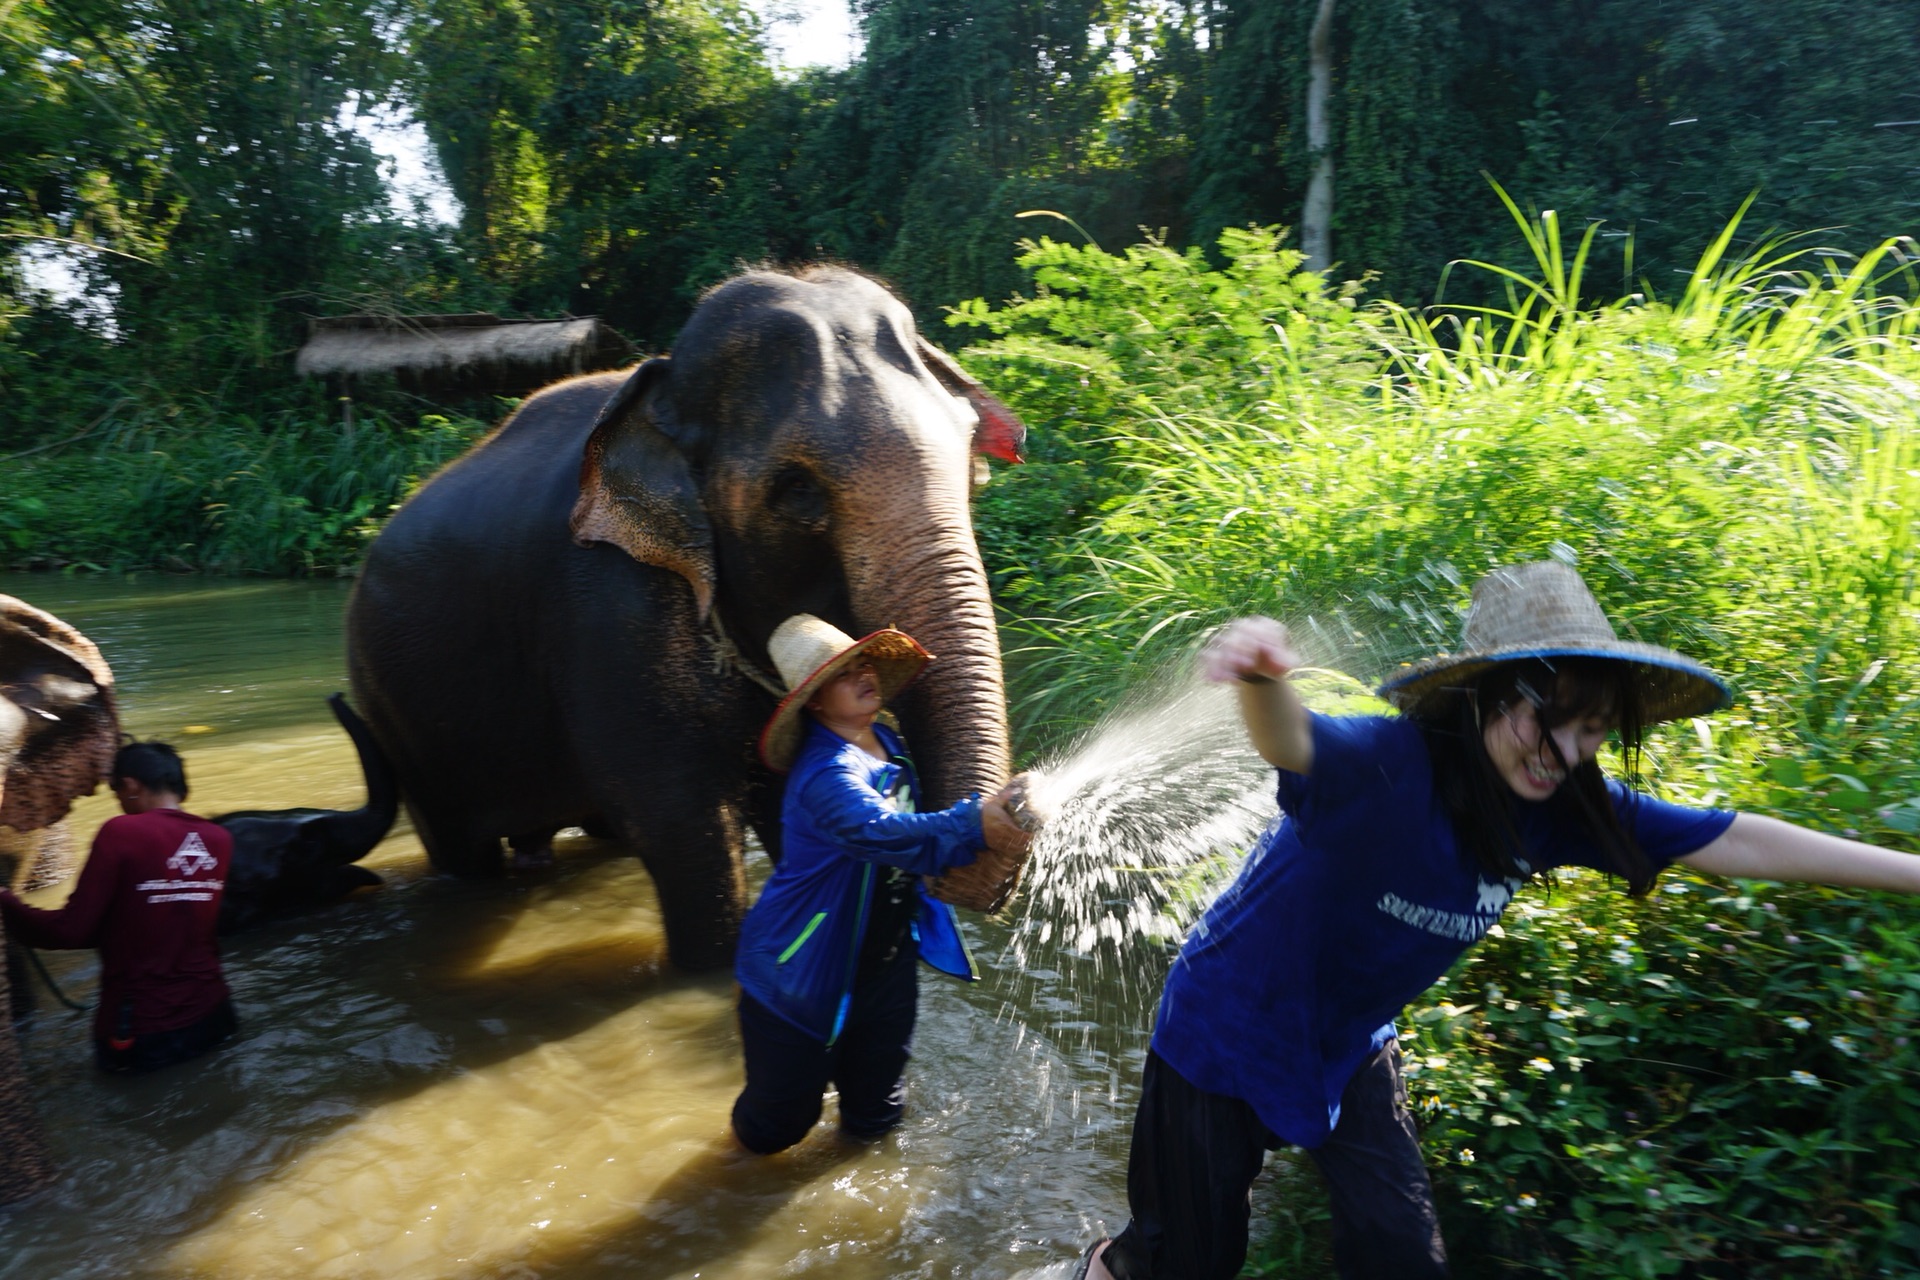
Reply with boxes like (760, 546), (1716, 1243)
(0, 595), (119, 834)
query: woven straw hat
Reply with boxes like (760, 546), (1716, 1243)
(1376, 561), (1730, 723)
(757, 615), (932, 771)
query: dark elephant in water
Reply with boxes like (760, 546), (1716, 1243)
(348, 265), (1026, 970)
(211, 692), (395, 934)
(1, 595), (117, 1205)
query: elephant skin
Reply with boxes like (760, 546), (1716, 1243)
(211, 692), (395, 934)
(1, 595), (116, 1206)
(0, 820), (78, 896)
(348, 265), (1025, 971)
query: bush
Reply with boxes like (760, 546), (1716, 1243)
(961, 204), (1920, 1275)
(1, 409), (490, 575)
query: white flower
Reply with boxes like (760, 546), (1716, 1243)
(1789, 1069), (1821, 1087)
(1830, 1035), (1860, 1058)
(1517, 1194), (1538, 1208)
(1458, 1148), (1476, 1165)
(1784, 1016), (1811, 1032)
(1527, 1057), (1555, 1073)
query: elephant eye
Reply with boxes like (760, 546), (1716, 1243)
(768, 465), (829, 527)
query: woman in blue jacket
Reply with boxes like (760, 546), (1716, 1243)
(730, 614), (1031, 1154)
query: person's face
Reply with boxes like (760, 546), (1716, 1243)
(807, 656), (882, 723)
(1482, 696), (1612, 801)
(112, 774), (153, 815)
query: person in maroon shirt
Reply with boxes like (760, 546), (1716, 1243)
(0, 742), (238, 1074)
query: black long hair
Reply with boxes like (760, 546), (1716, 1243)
(1412, 657), (1655, 896)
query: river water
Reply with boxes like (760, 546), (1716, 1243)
(0, 572), (1241, 1280)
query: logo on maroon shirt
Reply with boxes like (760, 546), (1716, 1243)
(168, 832), (218, 877)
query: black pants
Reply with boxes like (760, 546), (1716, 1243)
(94, 997), (238, 1075)
(1104, 1044), (1447, 1280)
(731, 951), (919, 1155)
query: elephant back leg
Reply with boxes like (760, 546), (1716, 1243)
(507, 827), (559, 871)
(0, 920), (55, 1204)
(404, 794), (506, 878)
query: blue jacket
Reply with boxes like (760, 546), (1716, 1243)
(736, 718), (984, 1044)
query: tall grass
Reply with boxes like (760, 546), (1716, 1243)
(957, 207), (1920, 1276)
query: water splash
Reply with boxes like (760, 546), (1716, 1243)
(992, 647), (1398, 1049)
(996, 668), (1273, 1021)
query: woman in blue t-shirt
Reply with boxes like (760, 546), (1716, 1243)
(1078, 562), (1920, 1280)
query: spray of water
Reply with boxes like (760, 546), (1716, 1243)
(1005, 671), (1272, 988)
(988, 627), (1410, 1036)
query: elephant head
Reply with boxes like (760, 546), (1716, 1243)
(570, 267), (1024, 825)
(1, 595), (112, 1206)
(1, 595), (118, 857)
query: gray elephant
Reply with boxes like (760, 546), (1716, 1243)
(212, 692), (394, 934)
(347, 266), (1026, 970)
(1, 594), (118, 1205)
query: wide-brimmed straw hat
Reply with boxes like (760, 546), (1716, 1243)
(758, 615), (932, 771)
(1376, 561), (1730, 723)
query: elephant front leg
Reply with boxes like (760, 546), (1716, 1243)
(627, 806), (749, 972)
(5, 940), (31, 1021)
(0, 919), (56, 1205)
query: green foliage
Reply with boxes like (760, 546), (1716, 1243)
(1404, 868), (1920, 1277)
(1, 410), (488, 575)
(966, 209), (1920, 1274)
(405, 0), (821, 343)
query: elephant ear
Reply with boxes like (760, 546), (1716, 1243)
(0, 595), (118, 833)
(570, 357), (717, 619)
(915, 337), (1027, 464)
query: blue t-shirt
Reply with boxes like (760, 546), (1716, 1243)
(1151, 712), (1734, 1149)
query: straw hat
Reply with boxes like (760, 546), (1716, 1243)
(1376, 561), (1730, 723)
(758, 615), (932, 771)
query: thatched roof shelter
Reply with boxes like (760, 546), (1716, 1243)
(296, 313), (636, 398)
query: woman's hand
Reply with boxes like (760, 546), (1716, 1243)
(1200, 617), (1302, 684)
(1202, 618), (1313, 773)
(981, 792), (1032, 855)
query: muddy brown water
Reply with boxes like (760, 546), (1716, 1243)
(0, 573), (1164, 1280)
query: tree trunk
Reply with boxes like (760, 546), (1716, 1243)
(1301, 0), (1338, 276)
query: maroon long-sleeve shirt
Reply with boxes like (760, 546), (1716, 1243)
(1, 808), (233, 1042)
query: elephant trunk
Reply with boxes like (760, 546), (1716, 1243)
(313, 692), (399, 862)
(843, 499), (1011, 812)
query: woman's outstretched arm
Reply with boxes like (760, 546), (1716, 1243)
(1679, 813), (1920, 892)
(1201, 617), (1313, 774)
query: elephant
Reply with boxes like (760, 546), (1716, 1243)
(211, 692), (394, 934)
(347, 265), (1026, 971)
(1, 594), (119, 1205)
